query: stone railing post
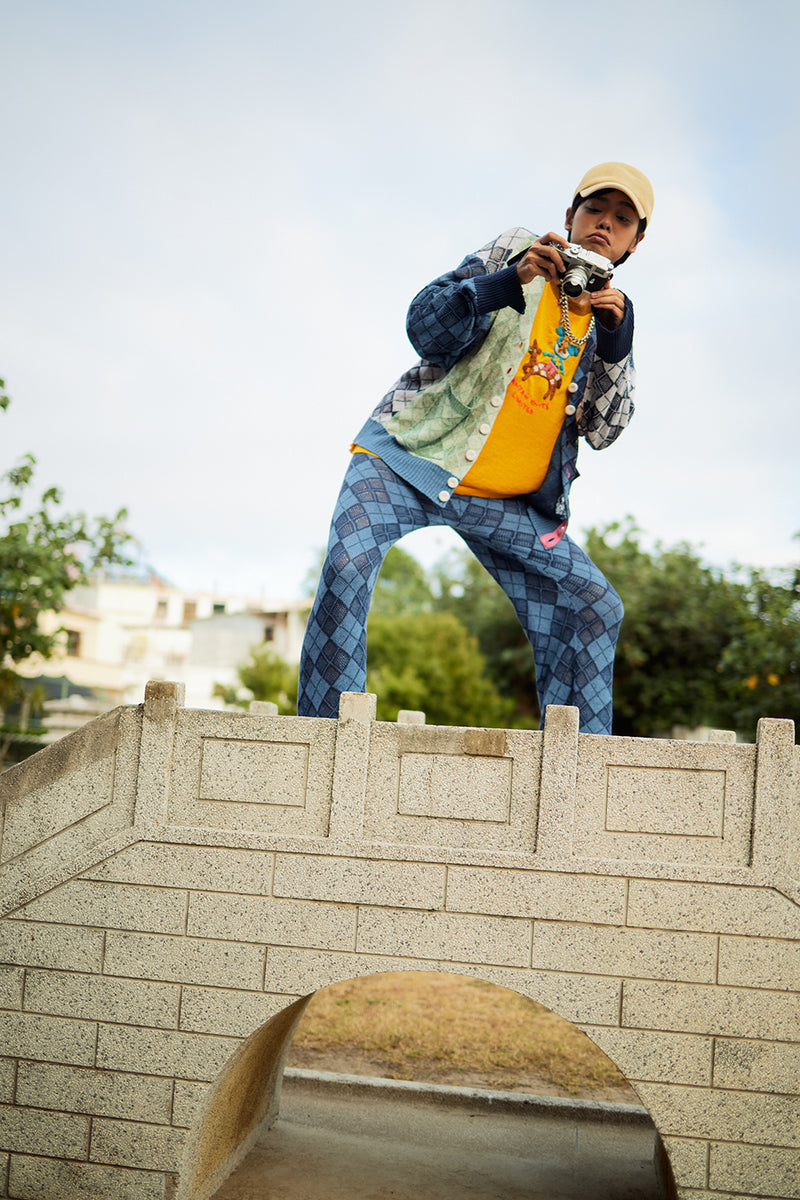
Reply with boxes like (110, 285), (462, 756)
(134, 680), (185, 826)
(535, 705), (580, 856)
(751, 717), (796, 883)
(397, 710), (426, 724)
(328, 692), (376, 841)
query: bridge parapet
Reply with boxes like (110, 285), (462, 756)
(6, 681), (794, 909)
(0, 684), (798, 1200)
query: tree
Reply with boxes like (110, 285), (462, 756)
(1, 385), (131, 763)
(363, 546), (511, 725)
(301, 527), (800, 739)
(430, 523), (800, 740)
(582, 522), (741, 736)
(369, 544), (434, 617)
(716, 559), (800, 735)
(434, 550), (538, 727)
(215, 647), (299, 715)
(584, 521), (800, 740)
(366, 610), (513, 726)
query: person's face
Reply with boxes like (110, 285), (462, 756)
(564, 189), (644, 263)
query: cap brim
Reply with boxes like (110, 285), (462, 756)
(578, 181), (646, 221)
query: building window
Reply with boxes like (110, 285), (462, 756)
(212, 602), (226, 615)
(182, 600), (197, 626)
(65, 630), (82, 657)
(263, 625), (274, 642)
(155, 599), (168, 621)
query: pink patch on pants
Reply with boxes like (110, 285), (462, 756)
(540, 520), (568, 549)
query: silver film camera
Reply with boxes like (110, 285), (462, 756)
(550, 242), (614, 297)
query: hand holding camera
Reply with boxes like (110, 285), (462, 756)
(516, 233), (570, 286)
(516, 235), (614, 295)
(549, 241), (614, 297)
(517, 234), (626, 328)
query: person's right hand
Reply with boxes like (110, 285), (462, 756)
(516, 233), (569, 285)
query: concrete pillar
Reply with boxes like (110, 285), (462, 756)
(328, 693), (376, 841)
(134, 680), (185, 826)
(751, 717), (796, 880)
(536, 705), (579, 856)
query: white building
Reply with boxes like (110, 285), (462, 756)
(14, 570), (310, 712)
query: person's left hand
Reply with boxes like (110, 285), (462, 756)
(589, 283), (627, 329)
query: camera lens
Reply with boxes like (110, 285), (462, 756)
(562, 267), (588, 297)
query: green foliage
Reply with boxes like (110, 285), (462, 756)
(366, 609), (513, 727)
(217, 646), (299, 715)
(365, 546), (513, 726)
(584, 522), (738, 736)
(1, 392), (131, 669)
(375, 525), (800, 740)
(1, 456), (130, 667)
(585, 520), (800, 739)
(301, 522), (800, 739)
(434, 551), (538, 727)
(716, 560), (800, 734)
(1, 385), (132, 764)
(370, 545), (434, 618)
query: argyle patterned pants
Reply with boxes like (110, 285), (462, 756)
(298, 454), (623, 733)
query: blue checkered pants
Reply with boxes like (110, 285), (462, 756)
(298, 454), (623, 733)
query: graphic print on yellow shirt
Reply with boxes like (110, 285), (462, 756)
(455, 282), (591, 498)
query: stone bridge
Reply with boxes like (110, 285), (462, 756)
(0, 681), (798, 1200)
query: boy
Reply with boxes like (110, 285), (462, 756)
(298, 162), (653, 734)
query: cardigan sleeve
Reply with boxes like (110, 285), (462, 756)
(405, 239), (529, 371)
(577, 298), (636, 450)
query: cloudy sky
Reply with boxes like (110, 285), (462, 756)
(1, 0), (797, 601)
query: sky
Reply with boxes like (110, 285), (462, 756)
(1, 0), (798, 602)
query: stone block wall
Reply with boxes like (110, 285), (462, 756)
(0, 682), (797, 1200)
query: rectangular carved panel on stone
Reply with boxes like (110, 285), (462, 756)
(363, 724), (541, 851)
(199, 739), (309, 807)
(168, 711), (336, 836)
(573, 736), (756, 865)
(605, 766), (725, 836)
(396, 753), (512, 821)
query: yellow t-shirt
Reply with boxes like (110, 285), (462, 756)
(454, 282), (591, 498)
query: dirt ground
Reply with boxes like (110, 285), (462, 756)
(286, 1045), (641, 1105)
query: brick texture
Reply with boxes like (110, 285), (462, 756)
(0, 695), (796, 1200)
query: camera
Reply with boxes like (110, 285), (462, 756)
(550, 242), (614, 297)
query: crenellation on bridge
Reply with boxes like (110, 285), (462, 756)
(752, 715), (799, 881)
(0, 684), (798, 1200)
(535, 701), (578, 858)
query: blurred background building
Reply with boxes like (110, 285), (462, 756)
(6, 567), (310, 761)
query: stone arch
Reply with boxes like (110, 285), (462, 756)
(0, 688), (797, 1200)
(176, 996), (313, 1200)
(181, 967), (670, 1200)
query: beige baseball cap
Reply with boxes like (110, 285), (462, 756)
(574, 162), (654, 224)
